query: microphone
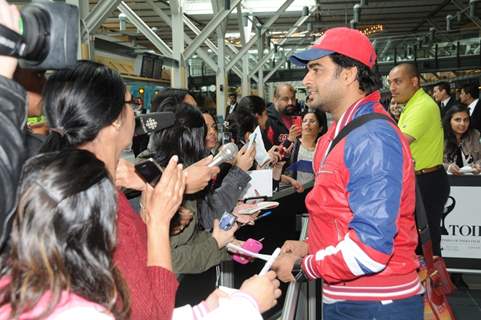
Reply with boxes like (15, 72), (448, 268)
(134, 112), (175, 137)
(208, 143), (239, 167)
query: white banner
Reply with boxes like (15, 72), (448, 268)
(441, 186), (481, 258)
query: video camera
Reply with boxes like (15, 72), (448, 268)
(0, 0), (78, 70)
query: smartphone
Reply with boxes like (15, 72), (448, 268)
(219, 211), (237, 231)
(247, 132), (257, 149)
(222, 132), (232, 145)
(135, 158), (163, 186)
(293, 116), (302, 128)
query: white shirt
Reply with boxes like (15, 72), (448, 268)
(467, 99), (478, 116)
(441, 97), (451, 108)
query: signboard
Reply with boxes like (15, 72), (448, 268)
(442, 176), (481, 271)
(441, 186), (481, 258)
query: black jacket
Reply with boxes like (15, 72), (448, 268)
(0, 75), (27, 245)
(471, 99), (481, 133)
(266, 103), (289, 145)
(439, 96), (457, 118)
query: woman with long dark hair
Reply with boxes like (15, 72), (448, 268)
(149, 103), (238, 273)
(0, 149), (130, 319)
(443, 104), (481, 175)
(38, 61), (186, 320)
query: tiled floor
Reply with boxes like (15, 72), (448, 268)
(449, 274), (481, 319)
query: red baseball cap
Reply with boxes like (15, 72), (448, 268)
(289, 27), (377, 69)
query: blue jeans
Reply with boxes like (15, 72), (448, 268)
(323, 295), (423, 320)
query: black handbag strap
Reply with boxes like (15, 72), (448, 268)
(415, 182), (437, 269)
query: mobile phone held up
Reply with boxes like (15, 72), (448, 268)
(134, 158), (163, 186)
(219, 211), (237, 231)
(292, 116), (302, 129)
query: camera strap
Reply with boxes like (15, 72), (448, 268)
(0, 24), (26, 58)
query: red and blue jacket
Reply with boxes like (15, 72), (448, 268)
(302, 91), (421, 301)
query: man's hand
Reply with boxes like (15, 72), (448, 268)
(0, 1), (20, 79)
(281, 240), (309, 257)
(184, 155), (220, 194)
(271, 252), (300, 283)
(115, 159), (146, 191)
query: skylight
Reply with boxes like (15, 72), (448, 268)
(183, 0), (316, 15)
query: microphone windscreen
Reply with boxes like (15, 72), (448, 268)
(134, 112), (175, 136)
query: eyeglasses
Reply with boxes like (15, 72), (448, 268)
(125, 100), (143, 111)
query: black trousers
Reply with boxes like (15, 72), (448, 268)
(416, 168), (450, 256)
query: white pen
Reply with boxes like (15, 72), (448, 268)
(259, 248), (281, 276)
(226, 243), (271, 261)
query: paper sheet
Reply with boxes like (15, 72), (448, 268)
(240, 169), (273, 199)
(248, 126), (270, 166)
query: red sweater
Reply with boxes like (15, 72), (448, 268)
(114, 192), (179, 320)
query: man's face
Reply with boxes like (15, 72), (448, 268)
(302, 56), (345, 114)
(459, 89), (471, 105)
(432, 86), (444, 103)
(228, 95), (237, 105)
(388, 66), (418, 104)
(274, 86), (296, 115)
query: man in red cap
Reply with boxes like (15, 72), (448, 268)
(272, 27), (423, 319)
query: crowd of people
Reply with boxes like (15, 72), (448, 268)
(1, 0), (481, 319)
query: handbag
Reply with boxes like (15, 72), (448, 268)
(415, 184), (456, 320)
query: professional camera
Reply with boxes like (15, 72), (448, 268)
(0, 0), (78, 69)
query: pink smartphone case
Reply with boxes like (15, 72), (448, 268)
(232, 239), (263, 264)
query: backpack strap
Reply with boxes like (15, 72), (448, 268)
(327, 112), (395, 156)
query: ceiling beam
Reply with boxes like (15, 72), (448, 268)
(118, 1), (172, 57)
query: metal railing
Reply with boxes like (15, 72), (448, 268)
(280, 214), (321, 320)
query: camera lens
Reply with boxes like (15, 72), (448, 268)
(20, 5), (50, 62)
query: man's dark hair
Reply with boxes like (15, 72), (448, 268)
(461, 82), (479, 100)
(329, 53), (382, 95)
(435, 81), (451, 96)
(398, 63), (420, 79)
